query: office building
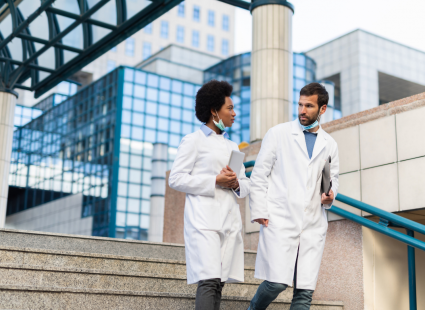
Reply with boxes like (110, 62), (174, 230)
(306, 29), (425, 116)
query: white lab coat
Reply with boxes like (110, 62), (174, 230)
(169, 128), (250, 285)
(249, 120), (339, 290)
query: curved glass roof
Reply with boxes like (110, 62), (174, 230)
(0, 0), (179, 97)
(0, 0), (250, 97)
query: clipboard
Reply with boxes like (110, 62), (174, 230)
(228, 150), (245, 174)
(321, 156), (332, 196)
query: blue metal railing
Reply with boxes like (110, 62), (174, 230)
(331, 194), (424, 310)
(244, 161), (423, 310)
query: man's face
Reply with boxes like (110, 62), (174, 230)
(298, 95), (324, 126)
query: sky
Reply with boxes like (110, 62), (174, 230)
(234, 0), (425, 54)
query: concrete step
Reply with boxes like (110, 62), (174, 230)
(0, 286), (344, 310)
(0, 229), (257, 267)
(0, 246), (259, 283)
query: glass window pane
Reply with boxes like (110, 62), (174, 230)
(170, 121), (181, 134)
(145, 129), (156, 142)
(183, 96), (194, 109)
(133, 99), (144, 112)
(130, 155), (142, 169)
(158, 105), (169, 118)
(146, 116), (157, 129)
(172, 80), (182, 93)
(171, 94), (182, 107)
(134, 85), (146, 98)
(135, 71), (146, 85)
(147, 88), (158, 101)
(121, 124), (130, 138)
(146, 101), (157, 114)
(131, 127), (143, 141)
(128, 198), (140, 213)
(147, 74), (159, 87)
(159, 91), (170, 104)
(132, 112), (144, 126)
(158, 118), (169, 131)
(123, 96), (132, 109)
(170, 107), (181, 120)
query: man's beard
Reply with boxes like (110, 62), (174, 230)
(298, 110), (320, 126)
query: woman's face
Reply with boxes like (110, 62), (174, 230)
(213, 97), (236, 128)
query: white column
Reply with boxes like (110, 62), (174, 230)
(250, 2), (294, 141)
(148, 143), (168, 242)
(0, 92), (17, 228)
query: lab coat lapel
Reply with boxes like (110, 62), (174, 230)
(310, 126), (327, 163)
(291, 120), (309, 159)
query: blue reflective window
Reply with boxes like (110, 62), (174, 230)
(193, 5), (200, 22)
(124, 83), (133, 96)
(177, 3), (185, 17)
(132, 112), (144, 126)
(170, 107), (181, 120)
(222, 39), (229, 56)
(122, 111), (131, 123)
(133, 99), (144, 112)
(183, 83), (194, 96)
(144, 23), (153, 34)
(145, 115), (157, 129)
(192, 30), (199, 48)
(241, 90), (250, 99)
(171, 94), (182, 107)
(135, 71), (146, 85)
(207, 35), (214, 52)
(147, 74), (159, 87)
(157, 132), (168, 143)
(111, 46), (117, 52)
(159, 91), (170, 104)
(158, 104), (169, 118)
(121, 125), (131, 138)
(160, 21), (169, 39)
(158, 118), (169, 131)
(142, 186), (151, 199)
(242, 116), (250, 125)
(182, 123), (192, 135)
(172, 80), (182, 93)
(124, 69), (134, 82)
(176, 25), (184, 43)
(130, 155), (142, 169)
(222, 15), (229, 31)
(170, 134), (181, 147)
(125, 38), (135, 56)
(147, 88), (158, 101)
(143, 42), (152, 60)
(295, 79), (305, 90)
(131, 127), (143, 141)
(146, 101), (157, 114)
(182, 110), (193, 123)
(145, 129), (156, 142)
(170, 121), (181, 134)
(294, 54), (306, 66)
(183, 96), (193, 109)
(107, 60), (116, 72)
(134, 85), (146, 98)
(159, 77), (171, 90)
(208, 10), (215, 27)
(294, 66), (305, 79)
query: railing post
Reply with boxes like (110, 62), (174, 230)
(406, 229), (417, 310)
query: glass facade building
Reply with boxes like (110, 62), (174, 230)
(204, 52), (341, 143)
(7, 67), (201, 240)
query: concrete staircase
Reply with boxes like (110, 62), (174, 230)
(0, 229), (343, 309)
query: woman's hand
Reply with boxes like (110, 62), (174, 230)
(216, 165), (237, 188)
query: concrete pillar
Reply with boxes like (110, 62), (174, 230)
(0, 92), (17, 228)
(250, 0), (294, 141)
(148, 143), (168, 242)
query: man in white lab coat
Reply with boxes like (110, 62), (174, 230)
(247, 83), (339, 310)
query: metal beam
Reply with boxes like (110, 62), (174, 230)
(8, 0), (110, 88)
(216, 0), (251, 10)
(0, 0), (55, 51)
(45, 7), (117, 30)
(16, 33), (83, 54)
(35, 0), (184, 98)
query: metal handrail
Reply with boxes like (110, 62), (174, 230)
(331, 194), (424, 310)
(335, 194), (425, 236)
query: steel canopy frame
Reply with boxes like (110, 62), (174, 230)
(0, 0), (185, 97)
(0, 0), (252, 97)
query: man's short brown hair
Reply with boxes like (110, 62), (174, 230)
(300, 83), (329, 108)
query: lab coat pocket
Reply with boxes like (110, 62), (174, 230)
(195, 203), (221, 231)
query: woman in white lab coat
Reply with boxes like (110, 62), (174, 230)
(169, 80), (249, 310)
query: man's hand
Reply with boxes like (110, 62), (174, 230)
(253, 218), (269, 227)
(321, 189), (334, 205)
(216, 166), (237, 188)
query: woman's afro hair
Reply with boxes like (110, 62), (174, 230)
(195, 80), (233, 123)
